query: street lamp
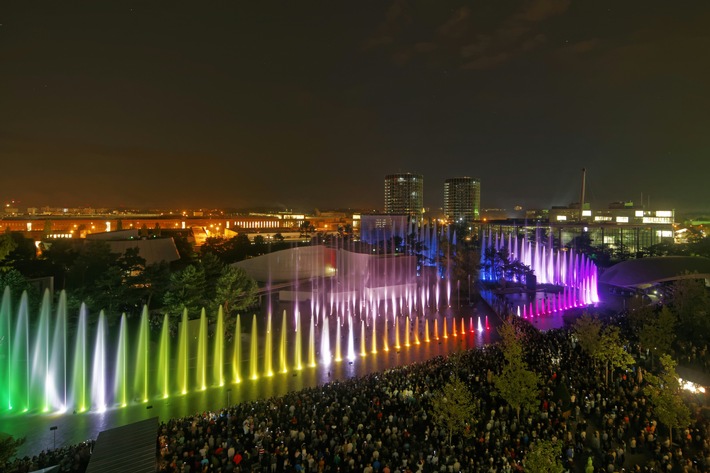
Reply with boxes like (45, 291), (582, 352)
(49, 426), (58, 451)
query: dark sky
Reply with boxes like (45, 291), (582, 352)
(1, 1), (709, 212)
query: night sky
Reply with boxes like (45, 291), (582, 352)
(1, 1), (709, 212)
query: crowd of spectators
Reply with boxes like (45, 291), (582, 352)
(4, 440), (93, 473)
(154, 316), (710, 473)
(673, 340), (710, 374)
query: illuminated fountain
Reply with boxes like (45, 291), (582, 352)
(480, 229), (599, 315)
(1, 225), (582, 416)
(0, 288), (493, 415)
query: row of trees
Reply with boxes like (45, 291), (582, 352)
(573, 314), (691, 444)
(626, 276), (710, 348)
(430, 309), (695, 472)
(199, 234), (291, 264)
(430, 319), (554, 472)
(0, 232), (258, 327)
(573, 315), (636, 385)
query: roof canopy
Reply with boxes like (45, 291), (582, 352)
(598, 256), (710, 288)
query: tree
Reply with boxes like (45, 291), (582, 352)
(171, 231), (197, 266)
(638, 306), (676, 369)
(670, 275), (710, 344)
(569, 233), (593, 256)
(627, 305), (655, 336)
(200, 237), (230, 261)
(596, 326), (636, 385)
(0, 232), (18, 263)
(429, 376), (477, 446)
(0, 269), (38, 308)
(253, 235), (267, 255)
(440, 239), (480, 291)
(524, 439), (564, 473)
(213, 266), (258, 325)
(213, 234), (253, 263)
(39, 239), (81, 288)
(405, 231), (427, 268)
(88, 265), (129, 324)
(66, 240), (119, 293)
(300, 220), (315, 237)
(0, 434), (25, 465)
(64, 240), (141, 318)
(644, 354), (691, 443)
(492, 320), (541, 420)
(201, 252), (225, 301)
(141, 261), (171, 310)
(163, 265), (206, 318)
(117, 247), (146, 276)
(2, 232), (36, 267)
(646, 241), (681, 257)
(573, 313), (602, 358)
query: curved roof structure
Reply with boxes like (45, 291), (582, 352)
(598, 256), (710, 288)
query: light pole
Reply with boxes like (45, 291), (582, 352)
(50, 426), (58, 451)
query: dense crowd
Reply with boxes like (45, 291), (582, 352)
(154, 316), (710, 473)
(4, 314), (709, 473)
(3, 440), (94, 473)
(673, 340), (710, 374)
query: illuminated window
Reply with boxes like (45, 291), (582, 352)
(643, 217), (672, 224)
(556, 215), (567, 221)
(656, 210), (672, 217)
(616, 216), (629, 223)
(635, 210), (644, 217)
(582, 210), (592, 217)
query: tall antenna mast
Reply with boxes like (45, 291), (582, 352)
(580, 168), (586, 221)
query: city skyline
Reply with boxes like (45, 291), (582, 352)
(2, 1), (709, 211)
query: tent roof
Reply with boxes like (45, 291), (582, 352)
(598, 256), (710, 288)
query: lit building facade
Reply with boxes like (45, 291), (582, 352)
(384, 173), (423, 218)
(444, 177), (480, 224)
(483, 203), (676, 256)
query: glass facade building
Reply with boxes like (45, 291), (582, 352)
(384, 173), (423, 218)
(444, 177), (481, 224)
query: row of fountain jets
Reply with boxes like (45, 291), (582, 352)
(0, 231), (598, 415)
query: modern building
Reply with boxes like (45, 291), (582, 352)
(384, 173), (423, 218)
(444, 177), (480, 224)
(482, 201), (676, 256)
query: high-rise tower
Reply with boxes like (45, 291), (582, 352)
(444, 177), (480, 224)
(384, 173), (423, 218)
